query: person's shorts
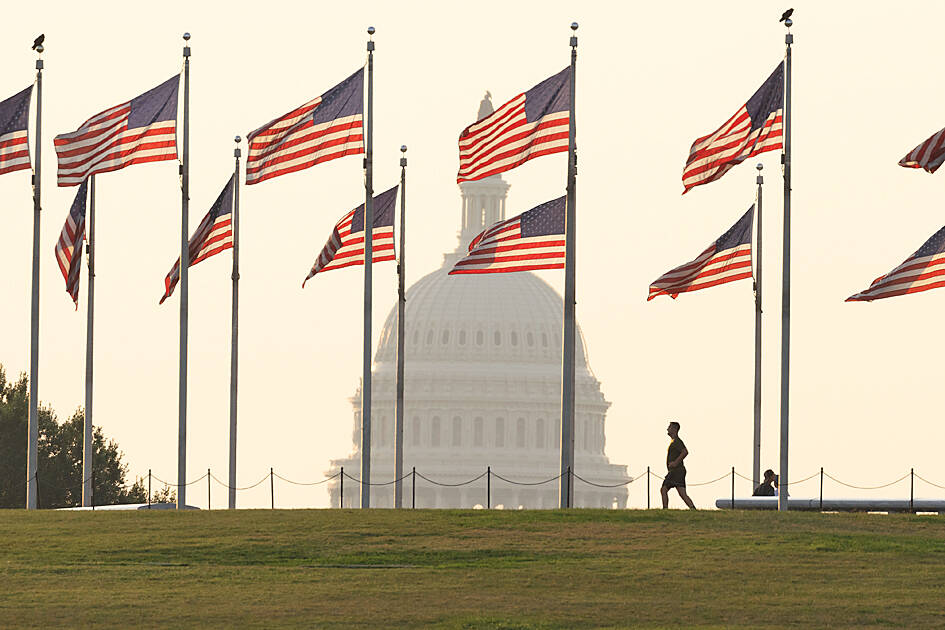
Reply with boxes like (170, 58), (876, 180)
(662, 467), (686, 489)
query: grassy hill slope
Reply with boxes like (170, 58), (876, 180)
(1, 509), (943, 628)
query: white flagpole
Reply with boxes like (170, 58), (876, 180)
(558, 22), (578, 509)
(177, 33), (191, 509)
(228, 137), (241, 510)
(752, 164), (763, 488)
(26, 42), (44, 510)
(83, 175), (96, 506)
(779, 17), (793, 511)
(361, 26), (375, 509)
(394, 145), (406, 508)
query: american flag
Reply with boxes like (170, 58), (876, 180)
(847, 225), (945, 302)
(449, 196), (565, 274)
(54, 75), (179, 186)
(247, 68), (364, 185)
(457, 68), (570, 183)
(682, 63), (783, 194)
(160, 175), (235, 304)
(0, 86), (32, 176)
(898, 126), (945, 174)
(648, 207), (754, 300)
(54, 180), (89, 308)
(302, 186), (398, 286)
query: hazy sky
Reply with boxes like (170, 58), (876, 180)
(4, 1), (945, 509)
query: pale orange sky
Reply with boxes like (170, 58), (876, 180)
(3, 1), (945, 509)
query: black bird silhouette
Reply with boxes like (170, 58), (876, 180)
(780, 8), (793, 22)
(32, 34), (44, 50)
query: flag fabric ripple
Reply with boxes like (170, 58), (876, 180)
(682, 63), (783, 194)
(898, 126), (945, 174)
(302, 185), (398, 285)
(449, 196), (566, 274)
(246, 68), (364, 185)
(847, 225), (945, 302)
(54, 180), (89, 308)
(0, 86), (33, 176)
(457, 68), (570, 183)
(160, 175), (235, 304)
(648, 207), (755, 300)
(54, 76), (179, 186)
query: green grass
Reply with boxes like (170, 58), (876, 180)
(1, 509), (944, 628)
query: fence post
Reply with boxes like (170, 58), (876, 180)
(148, 469), (152, 509)
(646, 466), (650, 510)
(819, 467), (823, 512)
(910, 467), (914, 513)
(207, 468), (211, 511)
(568, 466), (573, 508)
(340, 466), (344, 508)
(270, 467), (274, 510)
(35, 471), (40, 510)
(487, 466), (491, 509)
(412, 466), (416, 509)
(731, 466), (735, 509)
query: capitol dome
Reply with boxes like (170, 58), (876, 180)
(327, 97), (629, 509)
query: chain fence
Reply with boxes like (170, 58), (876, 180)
(18, 464), (945, 512)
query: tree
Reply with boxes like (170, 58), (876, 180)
(0, 365), (147, 508)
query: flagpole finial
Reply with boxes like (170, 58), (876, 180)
(183, 32), (191, 41)
(784, 18), (792, 29)
(756, 163), (763, 171)
(367, 26), (375, 51)
(400, 145), (407, 167)
(571, 22), (578, 31)
(570, 22), (578, 48)
(35, 44), (44, 55)
(234, 136), (241, 158)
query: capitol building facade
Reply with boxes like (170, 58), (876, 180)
(326, 104), (629, 508)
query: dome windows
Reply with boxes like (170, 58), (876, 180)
(510, 332), (518, 346)
(476, 331), (484, 346)
(441, 330), (450, 344)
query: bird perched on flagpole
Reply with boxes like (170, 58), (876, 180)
(780, 8), (793, 22)
(32, 34), (44, 50)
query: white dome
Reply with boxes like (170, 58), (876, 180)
(327, 157), (628, 509)
(375, 266), (590, 369)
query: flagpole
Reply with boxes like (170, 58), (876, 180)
(558, 22), (578, 509)
(394, 144), (406, 509)
(228, 136), (241, 510)
(26, 43), (44, 510)
(361, 26), (375, 509)
(83, 175), (96, 507)
(778, 17), (793, 512)
(177, 33), (191, 510)
(752, 164), (763, 489)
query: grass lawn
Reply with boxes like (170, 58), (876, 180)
(1, 508), (944, 628)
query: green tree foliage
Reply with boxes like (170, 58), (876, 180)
(0, 365), (146, 508)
